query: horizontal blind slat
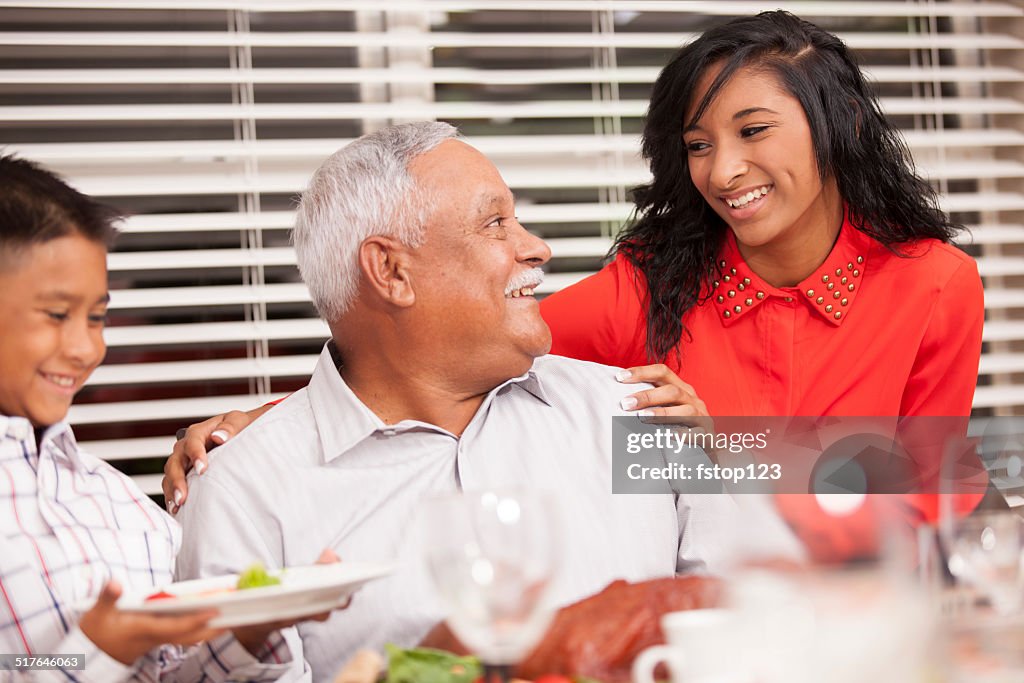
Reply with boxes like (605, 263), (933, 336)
(1, 31), (1020, 50)
(1, 1), (1021, 18)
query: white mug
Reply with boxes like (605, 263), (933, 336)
(632, 608), (748, 683)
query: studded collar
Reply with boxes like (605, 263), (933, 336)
(710, 220), (873, 327)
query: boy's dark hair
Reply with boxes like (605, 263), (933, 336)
(615, 10), (959, 362)
(0, 154), (121, 257)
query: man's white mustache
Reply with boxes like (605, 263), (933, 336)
(504, 268), (545, 296)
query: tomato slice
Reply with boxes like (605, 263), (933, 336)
(144, 590), (175, 601)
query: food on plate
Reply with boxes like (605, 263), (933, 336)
(383, 645), (481, 683)
(143, 590), (175, 602)
(236, 562), (282, 589)
(142, 562), (282, 602)
(516, 576), (722, 683)
(415, 577), (719, 682)
(333, 648), (385, 683)
(378, 646), (601, 683)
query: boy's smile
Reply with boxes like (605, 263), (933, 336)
(0, 233), (109, 428)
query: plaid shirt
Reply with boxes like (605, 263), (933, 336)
(0, 414), (294, 682)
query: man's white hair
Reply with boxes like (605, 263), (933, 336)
(293, 121), (459, 321)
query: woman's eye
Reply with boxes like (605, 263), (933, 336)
(685, 141), (710, 154)
(741, 125), (769, 138)
(47, 311), (69, 321)
(88, 313), (108, 326)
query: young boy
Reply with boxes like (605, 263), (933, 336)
(0, 155), (309, 681)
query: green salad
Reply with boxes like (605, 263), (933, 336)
(384, 644), (481, 683)
(382, 645), (606, 683)
(236, 563), (281, 590)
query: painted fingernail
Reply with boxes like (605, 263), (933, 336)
(615, 369), (632, 382)
(195, 460), (207, 476)
(211, 430), (229, 444)
(637, 409), (655, 418)
(619, 396), (637, 410)
(173, 489), (183, 506)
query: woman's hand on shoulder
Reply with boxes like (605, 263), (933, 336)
(616, 363), (713, 430)
(162, 406), (269, 513)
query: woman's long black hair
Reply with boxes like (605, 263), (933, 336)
(615, 10), (959, 362)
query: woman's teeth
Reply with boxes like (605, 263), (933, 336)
(726, 186), (772, 208)
(508, 287), (536, 298)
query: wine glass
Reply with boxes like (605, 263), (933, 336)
(939, 431), (1024, 616)
(419, 489), (560, 682)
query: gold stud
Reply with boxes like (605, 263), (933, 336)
(724, 275), (731, 282)
(834, 311), (842, 320)
(728, 290), (736, 298)
(825, 304), (833, 313)
(743, 278), (751, 285)
(847, 262), (854, 270)
(720, 260), (727, 268)
(756, 292), (765, 300)
(807, 289), (815, 297)
(841, 298), (848, 306)
(822, 274), (830, 283)
(730, 267), (737, 275)
(848, 284), (855, 291)
(833, 291), (841, 299)
(738, 283), (746, 291)
(827, 282), (835, 291)
(857, 255), (864, 264)
(724, 310), (731, 318)
(734, 305), (742, 314)
(784, 297), (793, 303)
(835, 268), (842, 276)
(816, 296), (824, 304)
(745, 298), (753, 306)
(841, 277), (848, 285)
(713, 280), (720, 288)
(853, 269), (860, 277)
(717, 295), (725, 303)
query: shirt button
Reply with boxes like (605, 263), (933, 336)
(381, 428), (397, 437)
(7, 421), (30, 441)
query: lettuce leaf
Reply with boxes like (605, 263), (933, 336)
(384, 644), (482, 683)
(236, 563), (281, 590)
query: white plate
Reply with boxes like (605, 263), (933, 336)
(112, 562), (393, 628)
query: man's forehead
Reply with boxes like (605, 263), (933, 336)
(473, 188), (515, 212)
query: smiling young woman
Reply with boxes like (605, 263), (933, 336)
(541, 10), (983, 420)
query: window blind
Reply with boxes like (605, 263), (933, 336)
(0, 0), (1020, 497)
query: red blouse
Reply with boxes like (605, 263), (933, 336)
(542, 218), (984, 418)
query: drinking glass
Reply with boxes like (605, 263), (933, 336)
(939, 431), (1024, 615)
(420, 490), (560, 682)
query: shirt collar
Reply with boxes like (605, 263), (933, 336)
(0, 414), (78, 461)
(710, 216), (873, 328)
(307, 342), (551, 463)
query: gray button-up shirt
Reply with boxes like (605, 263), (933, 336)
(176, 345), (779, 681)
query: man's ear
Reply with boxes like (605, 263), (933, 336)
(358, 236), (415, 308)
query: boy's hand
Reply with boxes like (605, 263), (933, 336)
(79, 580), (224, 665)
(162, 406), (268, 513)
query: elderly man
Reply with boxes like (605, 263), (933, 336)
(175, 122), (786, 681)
